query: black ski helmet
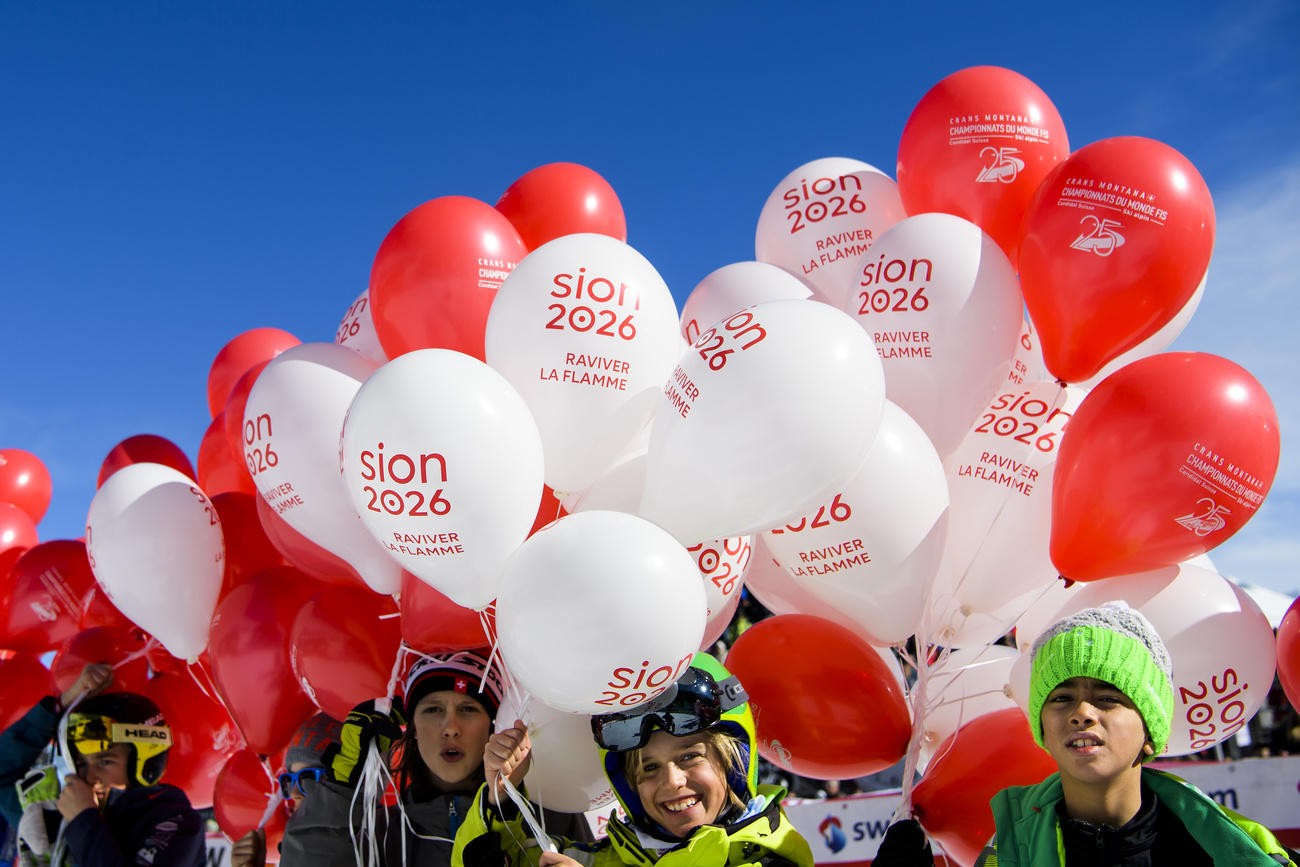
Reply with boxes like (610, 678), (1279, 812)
(65, 693), (172, 787)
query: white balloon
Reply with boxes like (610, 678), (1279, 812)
(764, 401), (949, 645)
(685, 536), (751, 646)
(679, 261), (811, 345)
(334, 288), (389, 365)
(755, 157), (904, 309)
(926, 380), (1087, 647)
(639, 299), (885, 544)
(86, 463), (224, 660)
(702, 591), (742, 652)
(559, 425), (650, 515)
(485, 234), (682, 495)
(496, 511), (705, 714)
(340, 349), (544, 610)
(1007, 318), (1046, 388)
(741, 535), (864, 635)
(244, 342), (400, 595)
(495, 694), (615, 813)
(1009, 563), (1276, 757)
(846, 213), (1024, 457)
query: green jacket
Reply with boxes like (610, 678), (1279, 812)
(974, 767), (1296, 866)
(452, 783), (813, 867)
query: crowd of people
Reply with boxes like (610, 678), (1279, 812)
(1, 600), (1296, 865)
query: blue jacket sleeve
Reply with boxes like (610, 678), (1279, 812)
(62, 798), (206, 867)
(0, 697), (60, 829)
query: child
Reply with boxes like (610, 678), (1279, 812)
(229, 712), (342, 867)
(453, 661), (813, 867)
(0, 662), (204, 865)
(875, 602), (1298, 865)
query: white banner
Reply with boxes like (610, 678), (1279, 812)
(783, 755), (1300, 865)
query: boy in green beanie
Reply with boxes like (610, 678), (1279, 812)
(977, 601), (1296, 866)
(874, 602), (1297, 866)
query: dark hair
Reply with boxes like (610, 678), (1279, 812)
(391, 696), (488, 796)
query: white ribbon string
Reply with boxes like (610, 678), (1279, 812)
(499, 774), (557, 853)
(111, 636), (159, 671)
(257, 783), (283, 830)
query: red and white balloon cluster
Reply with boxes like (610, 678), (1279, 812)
(0, 69), (1291, 859)
(732, 65), (1282, 864)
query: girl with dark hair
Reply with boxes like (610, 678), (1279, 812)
(280, 649), (588, 867)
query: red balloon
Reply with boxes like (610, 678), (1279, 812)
(897, 65), (1068, 261)
(1278, 598), (1300, 713)
(198, 412), (256, 497)
(146, 671), (243, 808)
(495, 162), (627, 251)
(912, 707), (1058, 866)
(254, 495), (368, 589)
(290, 587), (401, 720)
(400, 571), (491, 653)
(1051, 353), (1279, 582)
(1, 540), (97, 653)
(96, 434), (196, 488)
(213, 749), (287, 853)
(1019, 136), (1215, 383)
(79, 583), (136, 633)
(208, 570), (321, 754)
(0, 653), (53, 730)
(369, 196), (528, 361)
(51, 627), (151, 696)
(725, 614), (910, 779)
(0, 502), (38, 560)
(212, 493), (288, 601)
(207, 327), (301, 419)
(222, 360), (272, 475)
(0, 449), (53, 524)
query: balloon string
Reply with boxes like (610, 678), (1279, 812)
(257, 756), (283, 830)
(930, 379), (1075, 638)
(500, 774), (557, 853)
(56, 692), (86, 775)
(480, 605), (529, 715)
(899, 381), (1077, 820)
(113, 636), (160, 670)
(377, 643), (410, 716)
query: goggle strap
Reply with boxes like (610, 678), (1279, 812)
(717, 676), (748, 711)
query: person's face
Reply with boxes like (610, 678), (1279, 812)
(1041, 677), (1150, 787)
(412, 690), (491, 790)
(75, 743), (131, 802)
(634, 730), (729, 839)
(282, 760), (317, 815)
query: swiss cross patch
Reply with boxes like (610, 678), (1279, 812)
(455, 677), (468, 693)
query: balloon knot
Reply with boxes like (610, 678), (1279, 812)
(1058, 575), (1075, 589)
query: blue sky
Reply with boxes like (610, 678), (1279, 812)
(3, 2), (1297, 594)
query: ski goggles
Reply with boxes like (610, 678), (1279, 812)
(278, 767), (326, 799)
(66, 714), (172, 763)
(590, 668), (748, 752)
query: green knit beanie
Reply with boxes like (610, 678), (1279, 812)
(1028, 601), (1174, 760)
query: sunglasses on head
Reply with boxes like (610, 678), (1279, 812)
(278, 767), (326, 799)
(590, 668), (748, 752)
